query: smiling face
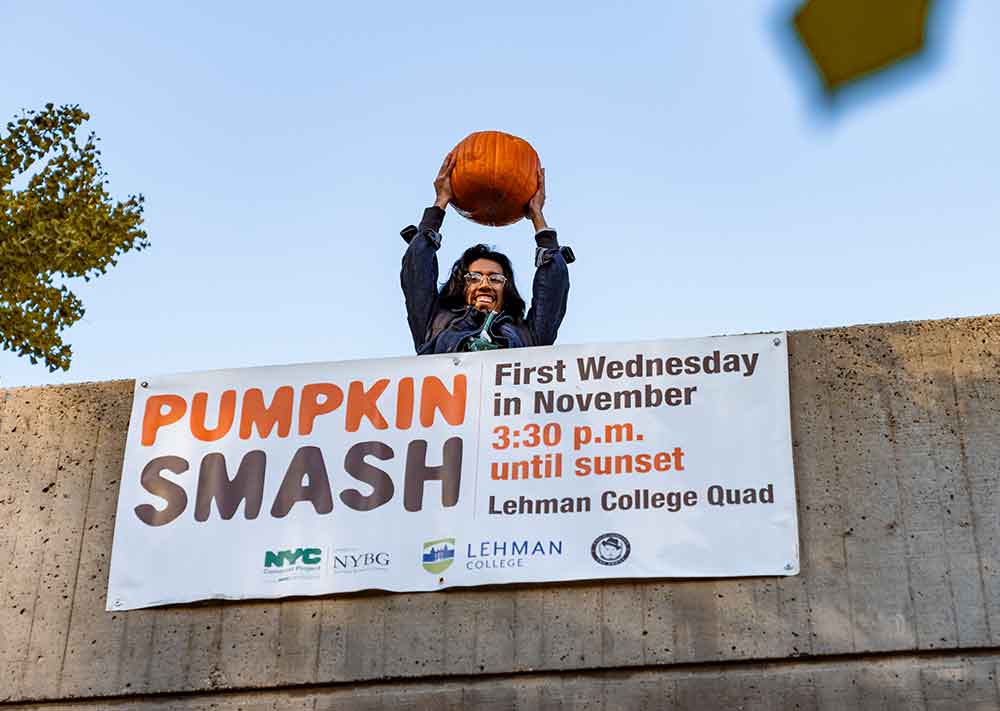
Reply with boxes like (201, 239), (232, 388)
(464, 258), (506, 313)
(599, 540), (622, 557)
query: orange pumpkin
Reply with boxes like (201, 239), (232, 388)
(449, 131), (540, 227)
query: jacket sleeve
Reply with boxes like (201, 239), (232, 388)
(524, 229), (575, 346)
(400, 207), (446, 351)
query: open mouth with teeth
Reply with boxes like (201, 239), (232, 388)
(474, 291), (496, 307)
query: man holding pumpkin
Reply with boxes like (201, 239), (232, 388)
(400, 150), (575, 354)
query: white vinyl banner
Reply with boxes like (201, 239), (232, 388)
(107, 333), (798, 610)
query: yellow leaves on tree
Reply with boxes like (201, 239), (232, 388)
(1, 103), (148, 371)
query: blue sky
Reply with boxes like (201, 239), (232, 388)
(2, 0), (997, 388)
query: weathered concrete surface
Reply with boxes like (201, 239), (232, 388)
(1, 315), (998, 707)
(5, 654), (1000, 710)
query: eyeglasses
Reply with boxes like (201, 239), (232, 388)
(463, 271), (508, 287)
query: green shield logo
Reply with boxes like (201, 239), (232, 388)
(422, 538), (456, 574)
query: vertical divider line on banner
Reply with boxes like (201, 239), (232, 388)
(471, 356), (487, 519)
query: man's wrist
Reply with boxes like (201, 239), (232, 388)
(434, 196), (450, 210)
(529, 211), (548, 231)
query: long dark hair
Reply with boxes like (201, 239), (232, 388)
(439, 244), (527, 322)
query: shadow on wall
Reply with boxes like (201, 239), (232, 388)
(789, 317), (1000, 657)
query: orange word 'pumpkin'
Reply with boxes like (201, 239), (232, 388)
(449, 131), (540, 227)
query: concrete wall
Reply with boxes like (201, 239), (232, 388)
(1, 315), (998, 710)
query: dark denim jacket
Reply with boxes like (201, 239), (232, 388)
(400, 207), (574, 354)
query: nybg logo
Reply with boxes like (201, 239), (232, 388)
(331, 549), (390, 574)
(591, 533), (630, 566)
(422, 538), (456, 574)
(262, 547), (324, 582)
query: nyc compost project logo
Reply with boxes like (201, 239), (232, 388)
(262, 546), (324, 582)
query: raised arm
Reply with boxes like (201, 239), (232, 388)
(523, 167), (574, 346)
(400, 152), (455, 351)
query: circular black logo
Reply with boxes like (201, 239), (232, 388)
(591, 533), (630, 566)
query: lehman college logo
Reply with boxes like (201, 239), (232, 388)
(591, 533), (630, 566)
(423, 538), (456, 574)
